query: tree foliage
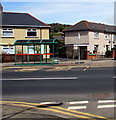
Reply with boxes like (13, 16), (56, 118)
(49, 23), (70, 33)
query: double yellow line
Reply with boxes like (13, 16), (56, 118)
(1, 101), (110, 120)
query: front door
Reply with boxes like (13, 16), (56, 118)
(80, 46), (87, 59)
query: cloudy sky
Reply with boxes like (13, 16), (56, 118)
(2, 1), (115, 25)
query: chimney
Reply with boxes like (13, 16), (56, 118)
(0, 3), (3, 13)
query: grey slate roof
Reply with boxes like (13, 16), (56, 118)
(63, 20), (116, 34)
(2, 12), (50, 27)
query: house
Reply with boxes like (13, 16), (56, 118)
(0, 3), (51, 55)
(63, 20), (116, 59)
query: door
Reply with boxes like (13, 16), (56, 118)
(80, 46), (87, 59)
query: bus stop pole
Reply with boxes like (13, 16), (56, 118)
(14, 45), (16, 65)
(53, 44), (54, 64)
(27, 45), (30, 64)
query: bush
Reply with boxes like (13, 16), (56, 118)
(105, 50), (112, 58)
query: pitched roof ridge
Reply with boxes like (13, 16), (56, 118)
(63, 20), (86, 32)
(3, 11), (27, 14)
(88, 21), (106, 31)
(88, 21), (115, 28)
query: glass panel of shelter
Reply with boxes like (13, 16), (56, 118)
(14, 39), (58, 65)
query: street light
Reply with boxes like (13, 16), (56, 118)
(77, 32), (80, 63)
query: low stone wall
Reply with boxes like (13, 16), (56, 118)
(2, 54), (15, 62)
(2, 54), (40, 63)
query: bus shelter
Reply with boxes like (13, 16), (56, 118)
(14, 39), (59, 65)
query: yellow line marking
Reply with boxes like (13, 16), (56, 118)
(15, 68), (39, 72)
(6, 103), (92, 119)
(1, 101), (42, 106)
(1, 101), (110, 119)
(52, 106), (109, 120)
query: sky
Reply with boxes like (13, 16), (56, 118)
(1, 1), (115, 25)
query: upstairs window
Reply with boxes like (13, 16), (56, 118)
(94, 32), (99, 39)
(27, 28), (37, 37)
(105, 34), (110, 39)
(2, 28), (13, 37)
(114, 34), (116, 40)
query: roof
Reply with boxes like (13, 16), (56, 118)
(14, 39), (59, 45)
(63, 20), (116, 33)
(2, 12), (50, 28)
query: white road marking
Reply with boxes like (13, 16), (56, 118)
(98, 100), (116, 103)
(1, 77), (78, 80)
(39, 102), (62, 105)
(83, 69), (87, 71)
(68, 106), (86, 110)
(86, 66), (90, 68)
(97, 104), (116, 109)
(69, 101), (88, 105)
(113, 76), (116, 79)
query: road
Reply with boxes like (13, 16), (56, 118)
(2, 66), (115, 119)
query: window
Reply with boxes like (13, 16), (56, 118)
(94, 45), (99, 51)
(114, 34), (116, 40)
(2, 28), (13, 37)
(27, 28), (37, 37)
(105, 34), (109, 39)
(2, 45), (14, 54)
(27, 45), (36, 54)
(106, 45), (110, 51)
(94, 32), (99, 39)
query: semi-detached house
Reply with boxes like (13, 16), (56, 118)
(0, 4), (50, 54)
(63, 20), (116, 59)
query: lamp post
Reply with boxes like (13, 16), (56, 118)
(77, 32), (80, 63)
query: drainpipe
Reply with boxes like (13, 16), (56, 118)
(40, 27), (42, 39)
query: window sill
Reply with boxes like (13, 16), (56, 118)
(1, 37), (15, 38)
(94, 38), (99, 39)
(25, 37), (38, 38)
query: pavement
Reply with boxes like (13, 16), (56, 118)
(1, 58), (115, 72)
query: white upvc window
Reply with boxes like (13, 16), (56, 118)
(106, 45), (110, 51)
(2, 45), (14, 54)
(26, 28), (37, 37)
(2, 28), (14, 37)
(94, 45), (99, 51)
(105, 34), (109, 40)
(94, 32), (99, 39)
(114, 34), (116, 40)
